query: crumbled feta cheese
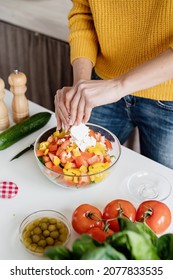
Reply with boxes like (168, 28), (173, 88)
(70, 123), (96, 152)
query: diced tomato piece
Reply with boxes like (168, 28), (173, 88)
(45, 161), (53, 169)
(104, 154), (111, 163)
(60, 177), (75, 187)
(36, 149), (44, 156)
(60, 139), (70, 150)
(81, 151), (94, 160)
(75, 156), (88, 168)
(48, 152), (55, 162)
(89, 129), (96, 138)
(56, 146), (64, 156)
(78, 175), (90, 186)
(48, 144), (57, 152)
(98, 154), (104, 162)
(105, 139), (113, 150)
(51, 165), (63, 173)
(87, 155), (100, 165)
(42, 155), (50, 163)
(56, 138), (64, 146)
(59, 151), (68, 164)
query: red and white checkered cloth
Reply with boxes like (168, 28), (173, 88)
(0, 181), (18, 199)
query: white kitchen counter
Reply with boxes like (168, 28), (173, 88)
(1, 90), (173, 260)
(0, 0), (72, 41)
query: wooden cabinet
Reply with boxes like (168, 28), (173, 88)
(0, 20), (73, 111)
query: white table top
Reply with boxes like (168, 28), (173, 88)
(1, 90), (173, 260)
(0, 0), (72, 41)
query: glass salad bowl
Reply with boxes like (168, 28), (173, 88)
(34, 123), (121, 189)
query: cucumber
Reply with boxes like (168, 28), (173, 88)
(0, 112), (51, 150)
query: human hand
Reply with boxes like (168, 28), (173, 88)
(55, 78), (122, 130)
(65, 78), (122, 126)
(54, 86), (72, 130)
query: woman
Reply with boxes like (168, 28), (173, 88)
(55, 0), (173, 169)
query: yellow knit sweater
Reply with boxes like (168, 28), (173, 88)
(68, 0), (173, 100)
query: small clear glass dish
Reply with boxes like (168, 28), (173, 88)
(19, 210), (71, 256)
(127, 170), (172, 202)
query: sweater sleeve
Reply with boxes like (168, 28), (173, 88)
(169, 42), (173, 49)
(68, 0), (98, 66)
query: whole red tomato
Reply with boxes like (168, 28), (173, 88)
(72, 204), (103, 234)
(136, 200), (172, 234)
(87, 227), (114, 243)
(103, 199), (136, 232)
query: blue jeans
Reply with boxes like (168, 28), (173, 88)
(89, 72), (173, 169)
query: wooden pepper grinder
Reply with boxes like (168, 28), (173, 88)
(8, 70), (29, 123)
(0, 78), (10, 131)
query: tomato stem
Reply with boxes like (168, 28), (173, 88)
(103, 220), (111, 232)
(85, 211), (102, 221)
(140, 207), (153, 222)
(117, 202), (130, 219)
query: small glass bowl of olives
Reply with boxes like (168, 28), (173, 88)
(19, 210), (71, 256)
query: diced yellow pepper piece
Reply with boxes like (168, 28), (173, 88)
(39, 141), (50, 151)
(72, 147), (81, 157)
(63, 168), (81, 176)
(53, 156), (60, 166)
(73, 177), (79, 184)
(66, 146), (73, 152)
(90, 173), (108, 183)
(44, 148), (49, 155)
(53, 129), (69, 139)
(64, 162), (73, 169)
(88, 162), (110, 174)
(53, 131), (59, 137)
(79, 165), (88, 173)
(63, 175), (73, 181)
(87, 142), (106, 155)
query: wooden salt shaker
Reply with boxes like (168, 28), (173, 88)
(0, 78), (10, 131)
(8, 70), (29, 123)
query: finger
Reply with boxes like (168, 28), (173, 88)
(54, 93), (62, 130)
(69, 84), (85, 125)
(75, 95), (86, 126)
(83, 105), (92, 123)
(55, 91), (69, 130)
(65, 87), (76, 112)
(58, 88), (70, 122)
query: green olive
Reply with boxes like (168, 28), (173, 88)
(22, 230), (31, 238)
(32, 234), (40, 243)
(59, 234), (67, 242)
(54, 240), (63, 246)
(56, 221), (64, 229)
(33, 226), (42, 235)
(46, 237), (54, 245)
(49, 218), (57, 224)
(59, 226), (68, 235)
(28, 243), (37, 251)
(33, 219), (40, 226)
(48, 224), (56, 232)
(43, 230), (50, 237)
(41, 217), (49, 223)
(38, 239), (47, 247)
(40, 222), (48, 230)
(26, 224), (35, 231)
(23, 237), (32, 247)
(50, 230), (59, 239)
(35, 246), (44, 253)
